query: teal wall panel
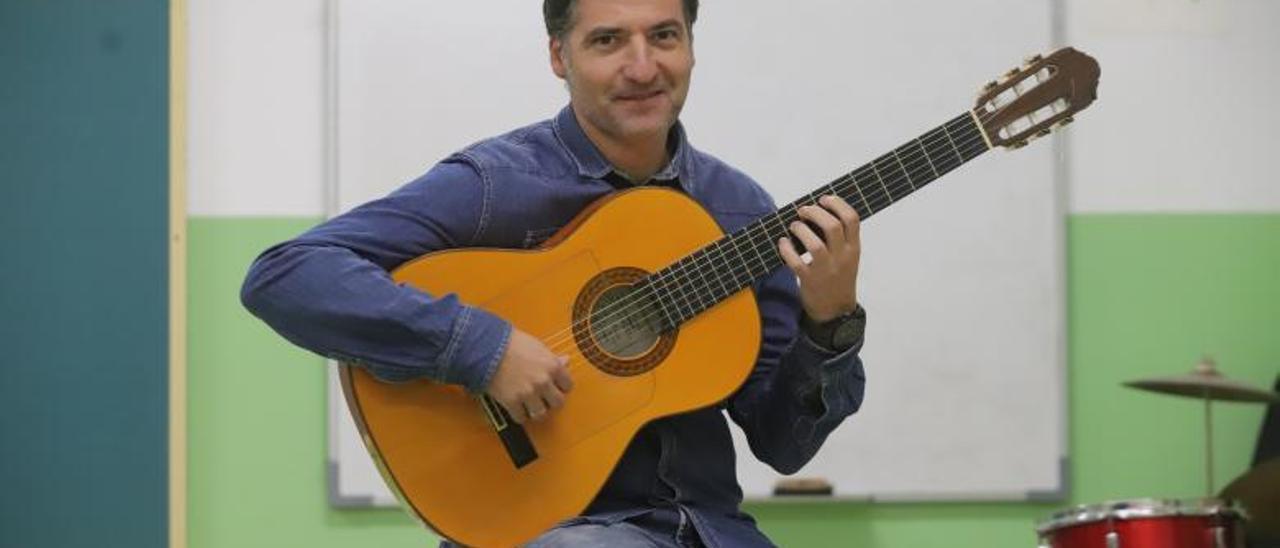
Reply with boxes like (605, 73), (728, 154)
(0, 1), (169, 546)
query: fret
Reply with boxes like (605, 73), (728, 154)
(705, 244), (737, 301)
(875, 153), (906, 198)
(642, 110), (990, 331)
(851, 167), (885, 213)
(698, 252), (722, 307)
(650, 271), (680, 327)
(685, 254), (715, 311)
(868, 158), (896, 202)
(731, 227), (757, 280)
(844, 171), (873, 216)
(890, 148), (918, 191)
(728, 246), (751, 292)
(809, 183), (836, 210)
(948, 115), (986, 162)
(669, 258), (698, 322)
(782, 204), (798, 229)
(940, 122), (966, 165)
(663, 269), (691, 325)
(658, 287), (677, 330)
(738, 233), (766, 282)
(708, 243), (731, 292)
(770, 211), (792, 259)
(749, 219), (774, 276)
(923, 127), (962, 174)
(877, 154), (914, 203)
(915, 138), (940, 179)
(644, 280), (675, 331)
(900, 142), (934, 188)
(691, 249), (725, 303)
(726, 238), (756, 287)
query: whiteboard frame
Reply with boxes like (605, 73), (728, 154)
(323, 0), (1069, 507)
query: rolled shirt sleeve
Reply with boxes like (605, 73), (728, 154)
(239, 159), (511, 392)
(726, 265), (867, 475)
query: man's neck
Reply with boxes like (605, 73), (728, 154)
(577, 116), (671, 183)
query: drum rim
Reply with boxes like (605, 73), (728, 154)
(1035, 498), (1247, 534)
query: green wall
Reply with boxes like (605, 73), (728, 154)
(1, 1), (170, 546)
(189, 215), (1279, 547)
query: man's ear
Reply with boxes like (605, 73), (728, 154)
(549, 37), (568, 79)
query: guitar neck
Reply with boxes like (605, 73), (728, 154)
(644, 111), (991, 329)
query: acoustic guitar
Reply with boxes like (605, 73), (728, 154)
(339, 47), (1101, 547)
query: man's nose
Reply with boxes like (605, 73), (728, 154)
(620, 37), (659, 84)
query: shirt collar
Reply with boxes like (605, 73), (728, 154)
(552, 105), (694, 192)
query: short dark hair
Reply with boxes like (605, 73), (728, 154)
(542, 0), (699, 40)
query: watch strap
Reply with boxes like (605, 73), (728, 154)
(800, 304), (866, 352)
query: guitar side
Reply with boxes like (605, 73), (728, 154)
(341, 188), (763, 547)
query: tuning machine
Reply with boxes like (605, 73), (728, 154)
(1017, 128), (1051, 146)
(1023, 54), (1044, 67)
(1055, 116), (1075, 129)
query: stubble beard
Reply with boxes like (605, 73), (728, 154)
(564, 60), (685, 145)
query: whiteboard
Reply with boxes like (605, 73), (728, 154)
(327, 0), (1067, 506)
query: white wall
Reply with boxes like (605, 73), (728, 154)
(1065, 0), (1280, 213)
(188, 0), (326, 217)
(189, 0), (1280, 217)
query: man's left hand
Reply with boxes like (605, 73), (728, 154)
(777, 195), (861, 323)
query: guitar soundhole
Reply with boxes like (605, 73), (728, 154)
(572, 267), (677, 377)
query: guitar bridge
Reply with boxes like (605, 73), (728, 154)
(480, 395), (538, 469)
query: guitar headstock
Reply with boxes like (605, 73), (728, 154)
(974, 47), (1100, 149)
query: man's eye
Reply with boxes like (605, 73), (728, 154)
(654, 30), (678, 41)
(592, 35), (617, 47)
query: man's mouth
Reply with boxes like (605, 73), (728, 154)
(616, 89), (665, 102)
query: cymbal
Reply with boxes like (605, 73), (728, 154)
(1221, 459), (1280, 535)
(1124, 357), (1280, 404)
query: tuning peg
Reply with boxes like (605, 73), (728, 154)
(982, 80), (999, 92)
(1005, 67), (1021, 78)
(1055, 116), (1075, 128)
(1009, 140), (1028, 149)
(1024, 54), (1044, 66)
(1035, 128), (1053, 138)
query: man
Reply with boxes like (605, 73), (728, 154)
(241, 0), (867, 545)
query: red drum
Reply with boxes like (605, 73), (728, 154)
(1036, 499), (1248, 548)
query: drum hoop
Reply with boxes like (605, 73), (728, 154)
(1035, 498), (1246, 535)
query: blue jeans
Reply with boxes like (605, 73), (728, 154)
(440, 507), (707, 548)
(526, 522), (689, 548)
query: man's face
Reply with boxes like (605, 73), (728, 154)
(550, 0), (694, 145)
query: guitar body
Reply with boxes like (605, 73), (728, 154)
(340, 188), (762, 547)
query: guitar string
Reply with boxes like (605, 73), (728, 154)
(533, 113), (1000, 363)
(633, 114), (985, 331)
(539, 116), (996, 359)
(536, 111), (1003, 360)
(535, 94), (1060, 362)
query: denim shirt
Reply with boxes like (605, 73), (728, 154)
(240, 106), (867, 547)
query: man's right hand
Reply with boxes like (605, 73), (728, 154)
(486, 328), (573, 424)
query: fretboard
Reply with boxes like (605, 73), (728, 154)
(643, 111), (990, 329)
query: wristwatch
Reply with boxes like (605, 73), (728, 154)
(800, 304), (867, 352)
